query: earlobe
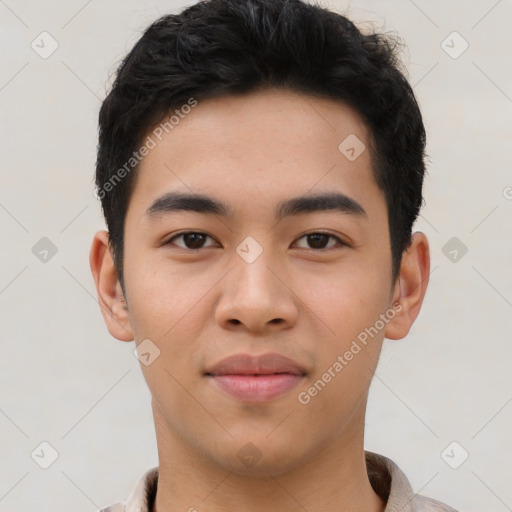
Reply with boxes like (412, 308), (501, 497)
(89, 230), (134, 342)
(384, 232), (430, 340)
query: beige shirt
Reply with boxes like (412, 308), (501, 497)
(97, 451), (459, 512)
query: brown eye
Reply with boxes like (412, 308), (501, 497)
(165, 232), (216, 250)
(294, 233), (345, 251)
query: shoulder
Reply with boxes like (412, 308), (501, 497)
(412, 494), (460, 511)
(365, 450), (460, 512)
(95, 503), (126, 512)
(94, 465), (158, 512)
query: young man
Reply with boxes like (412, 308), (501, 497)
(90, 0), (458, 510)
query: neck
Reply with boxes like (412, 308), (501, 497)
(151, 401), (386, 512)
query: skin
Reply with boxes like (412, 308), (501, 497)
(90, 88), (430, 512)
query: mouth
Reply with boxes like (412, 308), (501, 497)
(204, 352), (307, 402)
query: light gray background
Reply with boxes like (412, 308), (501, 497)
(1, 1), (511, 511)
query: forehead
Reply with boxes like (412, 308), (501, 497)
(128, 88), (383, 223)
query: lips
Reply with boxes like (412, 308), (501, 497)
(205, 352), (307, 377)
(205, 353), (307, 402)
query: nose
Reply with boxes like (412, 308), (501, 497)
(214, 247), (299, 334)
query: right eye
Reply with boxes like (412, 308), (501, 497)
(163, 231), (219, 251)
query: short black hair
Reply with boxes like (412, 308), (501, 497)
(95, 0), (426, 291)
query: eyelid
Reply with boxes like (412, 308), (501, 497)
(163, 230), (349, 251)
(163, 231), (218, 250)
(293, 231), (349, 250)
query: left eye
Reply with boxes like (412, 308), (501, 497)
(164, 232), (345, 251)
(293, 233), (345, 250)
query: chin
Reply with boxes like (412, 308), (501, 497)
(205, 435), (309, 477)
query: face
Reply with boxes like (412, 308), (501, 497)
(92, 88), (428, 476)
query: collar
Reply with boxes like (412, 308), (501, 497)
(100, 451), (457, 512)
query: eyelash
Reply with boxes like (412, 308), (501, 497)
(163, 231), (348, 252)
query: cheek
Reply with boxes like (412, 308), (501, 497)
(295, 273), (388, 422)
(124, 259), (200, 340)
(299, 263), (391, 341)
(296, 266), (390, 403)
(126, 264), (209, 408)
(124, 260), (216, 381)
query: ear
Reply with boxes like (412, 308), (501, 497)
(384, 231), (430, 340)
(89, 230), (134, 342)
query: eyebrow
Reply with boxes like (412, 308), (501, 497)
(145, 191), (367, 221)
